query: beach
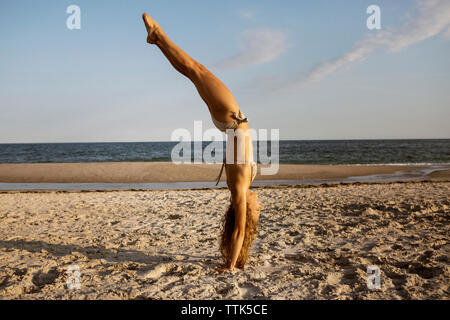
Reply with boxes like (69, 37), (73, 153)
(0, 162), (449, 184)
(0, 174), (448, 299)
(2, 0), (450, 303)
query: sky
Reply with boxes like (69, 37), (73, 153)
(0, 0), (449, 142)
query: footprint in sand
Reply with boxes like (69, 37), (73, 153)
(140, 263), (174, 280)
(31, 268), (60, 287)
(238, 282), (263, 299)
(384, 270), (407, 287)
(407, 262), (443, 279)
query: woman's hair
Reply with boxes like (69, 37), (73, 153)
(219, 203), (258, 269)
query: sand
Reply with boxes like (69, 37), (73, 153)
(0, 181), (448, 300)
(1, 162), (449, 183)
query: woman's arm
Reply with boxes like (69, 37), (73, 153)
(227, 188), (247, 270)
(218, 164), (251, 271)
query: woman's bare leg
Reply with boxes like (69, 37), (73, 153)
(142, 13), (240, 122)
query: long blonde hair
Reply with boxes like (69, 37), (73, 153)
(219, 203), (258, 268)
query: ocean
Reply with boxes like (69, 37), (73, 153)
(0, 139), (449, 165)
(0, 139), (449, 190)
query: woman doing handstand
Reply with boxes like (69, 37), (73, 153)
(142, 13), (263, 272)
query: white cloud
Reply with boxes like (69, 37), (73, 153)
(214, 29), (288, 70)
(238, 10), (254, 20)
(288, 0), (450, 88)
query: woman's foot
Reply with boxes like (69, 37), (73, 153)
(142, 13), (161, 44)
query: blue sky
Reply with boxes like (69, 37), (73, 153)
(1, 0), (449, 142)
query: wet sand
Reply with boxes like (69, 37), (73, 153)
(0, 162), (449, 183)
(0, 181), (448, 299)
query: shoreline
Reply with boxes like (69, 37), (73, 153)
(1, 162), (449, 182)
(0, 179), (449, 194)
(0, 162), (449, 191)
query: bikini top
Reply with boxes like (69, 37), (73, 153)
(211, 110), (254, 185)
(211, 110), (248, 132)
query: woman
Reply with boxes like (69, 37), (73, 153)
(142, 13), (262, 271)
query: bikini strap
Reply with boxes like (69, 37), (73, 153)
(231, 111), (248, 125)
(215, 157), (226, 186)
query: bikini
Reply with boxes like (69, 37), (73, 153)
(212, 110), (257, 185)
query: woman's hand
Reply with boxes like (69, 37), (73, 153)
(216, 266), (235, 273)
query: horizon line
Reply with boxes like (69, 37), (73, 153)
(1, 138), (450, 144)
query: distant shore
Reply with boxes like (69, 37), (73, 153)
(0, 162), (449, 185)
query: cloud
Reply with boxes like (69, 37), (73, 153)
(238, 10), (254, 20)
(214, 29), (288, 70)
(443, 25), (450, 40)
(284, 0), (450, 89)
